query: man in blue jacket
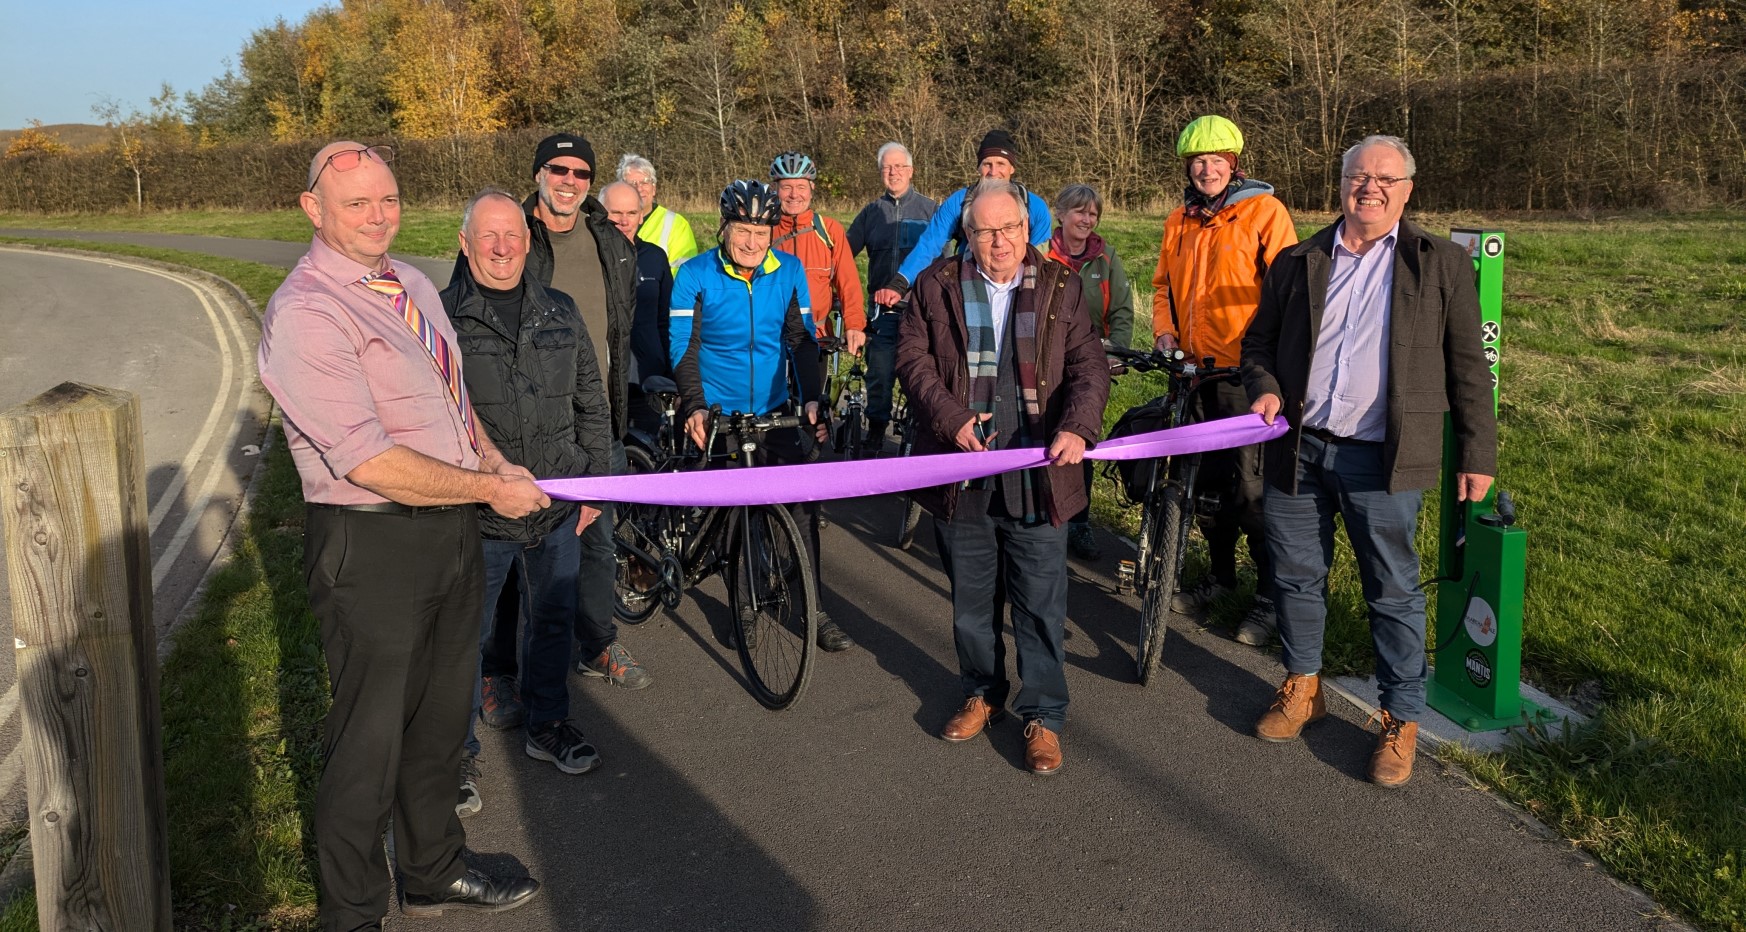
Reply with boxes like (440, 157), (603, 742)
(670, 180), (852, 652)
(872, 129), (1052, 309)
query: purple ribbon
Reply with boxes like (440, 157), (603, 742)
(539, 413), (1287, 506)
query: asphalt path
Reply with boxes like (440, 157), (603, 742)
(0, 231), (1680, 930)
(398, 497), (1678, 931)
(0, 246), (269, 827)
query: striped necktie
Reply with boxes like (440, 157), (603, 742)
(361, 268), (481, 455)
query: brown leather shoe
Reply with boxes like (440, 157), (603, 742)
(940, 696), (1003, 742)
(1255, 673), (1328, 742)
(1023, 721), (1063, 776)
(1368, 710), (1419, 788)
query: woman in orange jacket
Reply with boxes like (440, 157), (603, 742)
(1150, 115), (1297, 646)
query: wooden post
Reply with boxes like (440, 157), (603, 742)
(0, 383), (171, 930)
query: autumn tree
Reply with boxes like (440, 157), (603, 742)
(3, 121), (72, 159)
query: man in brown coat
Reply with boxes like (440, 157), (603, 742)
(895, 179), (1111, 776)
(1241, 135), (1497, 788)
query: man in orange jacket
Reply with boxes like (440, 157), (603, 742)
(770, 151), (867, 357)
(1151, 115), (1298, 646)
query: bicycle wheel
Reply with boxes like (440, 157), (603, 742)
(613, 444), (663, 624)
(893, 494), (923, 550)
(845, 412), (864, 459)
(729, 504), (819, 710)
(1137, 482), (1188, 685)
(891, 417), (922, 549)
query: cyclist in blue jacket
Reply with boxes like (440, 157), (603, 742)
(669, 179), (854, 652)
(871, 128), (1053, 308)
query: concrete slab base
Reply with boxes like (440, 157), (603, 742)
(1329, 675), (1588, 753)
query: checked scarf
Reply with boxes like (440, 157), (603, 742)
(960, 253), (1044, 521)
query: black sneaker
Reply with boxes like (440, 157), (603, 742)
(479, 674), (525, 729)
(456, 755), (482, 819)
(1068, 524), (1102, 560)
(816, 612), (855, 652)
(524, 720), (601, 775)
(1235, 595), (1278, 646)
(1170, 576), (1233, 614)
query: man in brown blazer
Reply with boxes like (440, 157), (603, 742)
(1241, 135), (1497, 788)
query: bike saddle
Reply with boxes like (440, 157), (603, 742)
(641, 375), (679, 394)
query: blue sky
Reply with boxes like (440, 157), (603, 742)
(0, 1), (332, 129)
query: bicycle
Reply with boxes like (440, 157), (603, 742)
(887, 381), (924, 550)
(613, 385), (820, 709)
(1104, 346), (1244, 686)
(818, 334), (869, 460)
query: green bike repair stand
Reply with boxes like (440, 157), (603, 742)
(1427, 229), (1555, 733)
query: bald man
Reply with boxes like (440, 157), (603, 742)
(601, 179), (675, 434)
(259, 141), (543, 928)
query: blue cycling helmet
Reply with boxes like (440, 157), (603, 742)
(720, 179), (782, 226)
(769, 151), (817, 181)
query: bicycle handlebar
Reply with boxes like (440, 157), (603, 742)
(1106, 345), (1243, 382)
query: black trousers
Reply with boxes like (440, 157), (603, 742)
(304, 504), (482, 931)
(1192, 379), (1272, 597)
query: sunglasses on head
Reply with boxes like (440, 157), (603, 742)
(308, 145), (394, 191)
(544, 164), (593, 180)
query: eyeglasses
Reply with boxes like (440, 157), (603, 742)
(626, 178), (655, 189)
(543, 164), (593, 180)
(1342, 173), (1410, 189)
(967, 222), (1025, 244)
(307, 145), (394, 192)
(880, 164), (913, 173)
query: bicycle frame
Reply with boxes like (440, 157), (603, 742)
(1107, 347), (1244, 684)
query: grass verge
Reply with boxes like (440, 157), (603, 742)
(1, 211), (1742, 929)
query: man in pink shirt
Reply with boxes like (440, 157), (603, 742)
(258, 140), (547, 927)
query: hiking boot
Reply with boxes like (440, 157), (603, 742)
(1255, 673), (1328, 742)
(578, 641), (652, 690)
(816, 612), (855, 652)
(1369, 710), (1419, 788)
(1068, 523), (1103, 560)
(479, 675), (525, 729)
(1170, 576), (1233, 614)
(456, 755), (482, 819)
(1234, 595), (1278, 646)
(524, 720), (602, 775)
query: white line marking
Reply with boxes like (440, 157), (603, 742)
(0, 744), (21, 805)
(153, 276), (254, 589)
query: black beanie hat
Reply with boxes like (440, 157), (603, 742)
(532, 133), (596, 177)
(977, 129), (1019, 166)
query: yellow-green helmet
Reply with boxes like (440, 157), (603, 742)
(1176, 116), (1244, 160)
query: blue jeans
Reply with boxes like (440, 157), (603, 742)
(934, 492), (1071, 729)
(863, 310), (902, 423)
(574, 440), (628, 660)
(467, 522), (581, 756)
(1264, 433), (1427, 719)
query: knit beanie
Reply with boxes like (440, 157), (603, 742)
(977, 129), (1019, 166)
(532, 134), (596, 177)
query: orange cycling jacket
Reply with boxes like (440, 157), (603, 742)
(773, 210), (866, 338)
(1150, 184), (1297, 367)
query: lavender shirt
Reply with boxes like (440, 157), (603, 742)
(259, 236), (480, 505)
(1302, 221), (1398, 442)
